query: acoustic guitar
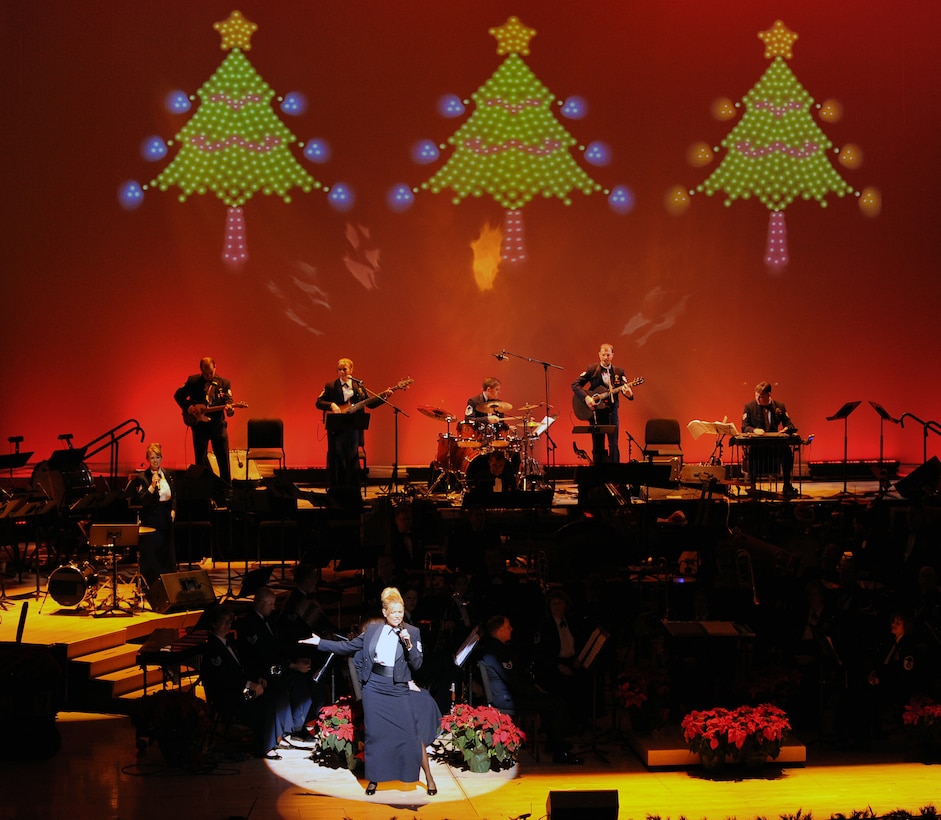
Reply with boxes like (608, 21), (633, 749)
(571, 377), (644, 421)
(183, 400), (248, 427)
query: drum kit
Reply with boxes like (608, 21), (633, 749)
(420, 400), (549, 495)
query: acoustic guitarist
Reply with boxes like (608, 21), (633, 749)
(571, 343), (636, 464)
(173, 356), (238, 484)
(315, 357), (397, 490)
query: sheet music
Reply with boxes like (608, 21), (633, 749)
(686, 420), (741, 440)
(576, 627), (609, 670)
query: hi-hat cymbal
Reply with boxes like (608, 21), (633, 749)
(476, 400), (512, 413)
(517, 402), (544, 413)
(418, 405), (455, 421)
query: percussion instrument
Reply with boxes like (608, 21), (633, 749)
(433, 433), (463, 471)
(475, 400), (513, 414)
(456, 420), (483, 448)
(47, 561), (98, 607)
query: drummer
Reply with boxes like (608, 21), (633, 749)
(464, 377), (510, 432)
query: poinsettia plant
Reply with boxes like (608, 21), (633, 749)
(440, 703), (525, 765)
(681, 703), (791, 762)
(314, 696), (364, 769)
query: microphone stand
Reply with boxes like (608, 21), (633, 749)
(495, 349), (563, 489)
(361, 383), (409, 498)
(623, 426), (641, 462)
(898, 412), (941, 465)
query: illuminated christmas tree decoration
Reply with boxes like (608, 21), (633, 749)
(584, 141), (611, 166)
(438, 94), (466, 118)
(818, 99), (843, 122)
(146, 12), (321, 263)
(411, 139), (440, 164)
(165, 90), (191, 114)
(686, 142), (713, 167)
(303, 138), (331, 163)
(501, 210), (525, 263)
(859, 186), (881, 217)
(281, 92), (307, 115)
(693, 21), (862, 268)
(140, 136), (168, 161)
(664, 186), (690, 215)
(561, 96), (587, 119)
(608, 185), (635, 214)
(838, 143), (863, 169)
(711, 98), (737, 121)
(118, 180), (144, 211)
(386, 184), (415, 213)
(327, 183), (354, 212)
(213, 10), (257, 51)
(418, 17), (610, 263)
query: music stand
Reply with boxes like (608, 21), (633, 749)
(88, 523), (140, 616)
(826, 401), (862, 495)
(453, 625), (480, 705)
(869, 401), (900, 483)
(686, 420), (740, 465)
(0, 451), (33, 479)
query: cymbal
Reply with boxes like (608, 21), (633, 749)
(523, 420), (540, 428)
(418, 405), (455, 422)
(476, 400), (512, 413)
(517, 402), (544, 413)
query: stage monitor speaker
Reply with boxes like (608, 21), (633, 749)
(547, 789), (619, 819)
(895, 456), (941, 499)
(147, 569), (217, 613)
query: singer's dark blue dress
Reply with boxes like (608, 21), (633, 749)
(319, 621), (424, 783)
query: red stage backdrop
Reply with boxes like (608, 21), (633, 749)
(2, 1), (939, 475)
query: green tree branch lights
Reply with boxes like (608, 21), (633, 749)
(148, 11), (320, 264)
(694, 20), (858, 270)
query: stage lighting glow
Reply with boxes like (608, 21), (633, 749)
(561, 96), (587, 119)
(145, 12), (322, 263)
(711, 98), (737, 121)
(327, 183), (354, 212)
(165, 90), (191, 114)
(140, 136), (168, 161)
(437, 94), (466, 118)
(118, 181), (144, 210)
(387, 184), (415, 212)
(411, 139), (440, 164)
(584, 141), (611, 166)
(608, 185), (635, 214)
(281, 92), (307, 115)
(303, 138), (331, 163)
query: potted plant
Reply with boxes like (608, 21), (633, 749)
(439, 703), (526, 772)
(132, 688), (211, 770)
(681, 703), (791, 772)
(902, 695), (941, 760)
(616, 667), (671, 734)
(312, 696), (364, 770)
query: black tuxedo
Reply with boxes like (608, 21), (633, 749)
(127, 468), (176, 585)
(316, 379), (381, 487)
(173, 373), (233, 483)
(318, 620), (423, 684)
(572, 363), (634, 462)
(741, 398), (797, 486)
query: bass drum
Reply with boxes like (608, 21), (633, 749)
(432, 433), (462, 471)
(47, 562), (98, 607)
(30, 460), (93, 508)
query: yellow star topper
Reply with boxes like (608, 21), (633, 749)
(213, 10), (258, 52)
(758, 20), (798, 60)
(489, 16), (537, 56)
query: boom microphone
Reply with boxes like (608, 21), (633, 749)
(350, 377), (364, 384)
(492, 350), (507, 361)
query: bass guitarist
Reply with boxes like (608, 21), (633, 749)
(571, 343), (635, 464)
(174, 356), (237, 484)
(316, 357), (393, 490)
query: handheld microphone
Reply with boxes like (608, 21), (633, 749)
(492, 350), (506, 361)
(394, 626), (412, 650)
(350, 377), (364, 384)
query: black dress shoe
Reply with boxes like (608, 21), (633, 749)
(256, 750), (282, 760)
(427, 783), (437, 796)
(365, 781), (378, 795)
(552, 751), (584, 765)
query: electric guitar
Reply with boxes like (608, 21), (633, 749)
(183, 400), (248, 427)
(572, 377), (644, 421)
(330, 377), (414, 414)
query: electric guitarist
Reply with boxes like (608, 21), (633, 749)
(571, 342), (639, 464)
(173, 356), (238, 484)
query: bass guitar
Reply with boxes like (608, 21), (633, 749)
(183, 400), (248, 427)
(330, 377), (414, 414)
(571, 377), (644, 421)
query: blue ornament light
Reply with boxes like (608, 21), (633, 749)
(303, 138), (331, 163)
(437, 94), (466, 118)
(386, 184), (415, 213)
(608, 185), (635, 215)
(327, 183), (354, 213)
(411, 139), (440, 165)
(165, 90), (191, 114)
(281, 92), (307, 115)
(118, 180), (144, 211)
(561, 95), (587, 119)
(140, 136), (168, 162)
(584, 141), (612, 167)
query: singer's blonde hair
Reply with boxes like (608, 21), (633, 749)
(380, 587), (404, 610)
(145, 442), (163, 460)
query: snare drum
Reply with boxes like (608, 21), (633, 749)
(48, 561), (98, 607)
(456, 421), (482, 448)
(433, 433), (462, 471)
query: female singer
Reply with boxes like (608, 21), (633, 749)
(129, 442), (176, 586)
(300, 587), (434, 796)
